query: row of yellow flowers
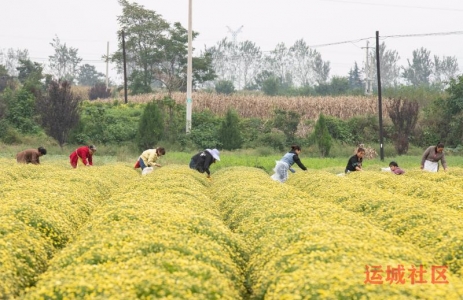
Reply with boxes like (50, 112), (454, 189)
(23, 166), (247, 299)
(211, 167), (463, 299)
(0, 159), (138, 299)
(288, 170), (463, 276)
(3, 160), (463, 299)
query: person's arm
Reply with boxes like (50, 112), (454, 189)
(88, 153), (93, 166)
(78, 147), (90, 166)
(31, 152), (40, 165)
(203, 153), (214, 177)
(441, 153), (447, 171)
(293, 154), (307, 171)
(421, 147), (431, 168)
(147, 151), (157, 167)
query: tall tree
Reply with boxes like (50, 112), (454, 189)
(0, 48), (29, 77)
(368, 42), (401, 89)
(137, 100), (164, 150)
(218, 108), (242, 150)
(48, 36), (82, 83)
(237, 40), (262, 89)
(433, 55), (459, 89)
(386, 98), (419, 155)
(348, 62), (363, 90)
(312, 52), (330, 84)
(112, 0), (214, 95)
(36, 80), (81, 147)
(78, 64), (105, 86)
(310, 113), (332, 157)
(402, 47), (433, 86)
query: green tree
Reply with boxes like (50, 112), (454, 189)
(262, 75), (280, 96)
(36, 80), (81, 147)
(310, 113), (332, 157)
(48, 35), (82, 83)
(402, 47), (433, 86)
(0, 64), (9, 92)
(348, 62), (363, 90)
(112, 1), (215, 96)
(137, 100), (164, 150)
(4, 87), (39, 133)
(78, 64), (104, 86)
(273, 109), (300, 144)
(218, 108), (242, 150)
(215, 80), (235, 94)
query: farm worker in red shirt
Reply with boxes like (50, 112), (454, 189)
(70, 145), (97, 168)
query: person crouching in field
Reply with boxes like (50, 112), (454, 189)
(421, 142), (447, 172)
(70, 145), (96, 168)
(190, 149), (220, 178)
(389, 161), (405, 175)
(16, 147), (47, 164)
(134, 147), (166, 174)
(271, 145), (307, 183)
(345, 147), (365, 173)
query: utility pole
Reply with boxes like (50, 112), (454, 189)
(186, 0), (193, 133)
(106, 41), (109, 89)
(362, 40), (371, 95)
(375, 31), (384, 161)
(122, 30), (128, 104)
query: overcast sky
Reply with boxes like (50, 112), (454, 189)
(1, 0), (462, 84)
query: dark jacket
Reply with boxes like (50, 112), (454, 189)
(190, 150), (215, 176)
(345, 154), (362, 173)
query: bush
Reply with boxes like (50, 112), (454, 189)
(310, 114), (333, 157)
(324, 116), (354, 144)
(218, 109), (242, 150)
(0, 119), (22, 144)
(89, 83), (111, 100)
(256, 131), (286, 151)
(137, 101), (164, 150)
(5, 88), (39, 134)
(215, 80), (235, 95)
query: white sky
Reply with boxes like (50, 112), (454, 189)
(1, 0), (462, 84)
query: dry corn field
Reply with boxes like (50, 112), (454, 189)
(86, 89), (391, 120)
(2, 158), (463, 299)
(133, 92), (391, 120)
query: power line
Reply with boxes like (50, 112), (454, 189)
(307, 30), (463, 48)
(320, 0), (463, 12)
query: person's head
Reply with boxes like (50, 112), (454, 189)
(210, 148), (220, 162)
(89, 145), (97, 155)
(38, 146), (47, 156)
(436, 142), (444, 153)
(291, 145), (302, 154)
(156, 147), (166, 156)
(356, 147), (365, 158)
(389, 161), (399, 170)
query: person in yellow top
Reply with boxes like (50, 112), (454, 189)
(134, 147), (166, 170)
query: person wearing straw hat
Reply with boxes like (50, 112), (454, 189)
(69, 145), (97, 168)
(189, 148), (220, 178)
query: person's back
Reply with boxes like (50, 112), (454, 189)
(16, 147), (47, 164)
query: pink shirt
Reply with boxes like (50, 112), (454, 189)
(392, 167), (405, 175)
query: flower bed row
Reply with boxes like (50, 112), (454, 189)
(211, 167), (463, 299)
(0, 159), (137, 298)
(288, 170), (463, 275)
(23, 166), (247, 299)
